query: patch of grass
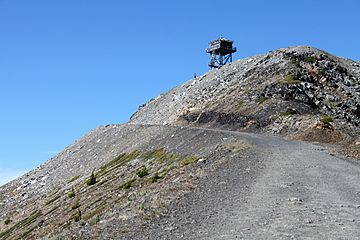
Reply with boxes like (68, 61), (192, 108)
(142, 148), (168, 162)
(89, 215), (100, 225)
(68, 187), (76, 198)
(282, 74), (301, 84)
(0, 210), (42, 239)
(136, 167), (149, 178)
(96, 178), (109, 187)
(89, 197), (103, 207)
(233, 101), (244, 111)
(305, 56), (316, 63)
(218, 142), (251, 153)
(45, 205), (59, 215)
(22, 210), (42, 226)
(320, 115), (333, 127)
(62, 221), (71, 229)
(97, 150), (141, 177)
(67, 175), (80, 183)
(98, 153), (125, 173)
(158, 166), (177, 178)
(48, 185), (61, 197)
(281, 108), (297, 116)
(142, 148), (182, 165)
(258, 96), (268, 104)
(71, 198), (80, 210)
(83, 205), (105, 221)
(86, 169), (97, 186)
(150, 173), (163, 183)
(20, 225), (37, 239)
(46, 195), (61, 205)
(121, 179), (136, 189)
(181, 156), (200, 166)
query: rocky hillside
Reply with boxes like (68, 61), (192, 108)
(0, 46), (359, 239)
(131, 46), (360, 138)
(0, 125), (252, 239)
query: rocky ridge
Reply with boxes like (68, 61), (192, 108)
(130, 46), (360, 138)
(0, 46), (359, 239)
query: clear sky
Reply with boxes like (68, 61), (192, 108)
(0, 0), (359, 185)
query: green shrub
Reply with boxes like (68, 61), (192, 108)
(151, 173), (163, 183)
(86, 169), (97, 186)
(4, 219), (12, 225)
(281, 108), (297, 116)
(282, 74), (301, 84)
(136, 168), (149, 178)
(68, 187), (76, 198)
(122, 179), (136, 189)
(73, 210), (81, 222)
(71, 198), (80, 210)
(305, 56), (316, 63)
(318, 69), (326, 77)
(320, 115), (333, 126)
(181, 156), (200, 166)
(90, 215), (100, 225)
(258, 96), (268, 104)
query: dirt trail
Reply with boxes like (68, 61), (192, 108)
(128, 128), (360, 240)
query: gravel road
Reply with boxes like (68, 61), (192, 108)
(129, 128), (360, 240)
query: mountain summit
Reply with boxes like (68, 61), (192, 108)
(1, 46), (359, 239)
(131, 46), (359, 135)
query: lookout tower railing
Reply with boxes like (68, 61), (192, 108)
(206, 38), (236, 69)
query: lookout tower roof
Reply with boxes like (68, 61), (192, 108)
(206, 38), (236, 55)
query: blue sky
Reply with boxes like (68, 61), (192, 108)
(0, 0), (359, 185)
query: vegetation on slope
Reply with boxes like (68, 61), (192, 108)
(0, 149), (202, 239)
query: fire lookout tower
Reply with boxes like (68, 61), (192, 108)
(206, 38), (237, 69)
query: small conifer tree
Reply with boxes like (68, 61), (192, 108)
(86, 169), (97, 186)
